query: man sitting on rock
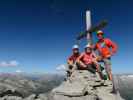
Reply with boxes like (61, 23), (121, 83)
(67, 45), (80, 77)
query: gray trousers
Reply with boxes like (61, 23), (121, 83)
(103, 57), (112, 72)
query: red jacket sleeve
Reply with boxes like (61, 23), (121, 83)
(68, 56), (73, 61)
(92, 52), (97, 58)
(78, 53), (84, 60)
(106, 38), (118, 54)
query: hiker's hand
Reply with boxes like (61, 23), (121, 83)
(68, 62), (74, 66)
(68, 60), (74, 65)
(82, 64), (87, 68)
(96, 56), (102, 61)
(79, 61), (86, 68)
(111, 52), (114, 56)
(106, 54), (112, 58)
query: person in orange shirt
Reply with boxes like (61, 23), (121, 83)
(94, 30), (118, 81)
(67, 45), (80, 77)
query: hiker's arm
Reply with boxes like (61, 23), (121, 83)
(111, 41), (117, 54)
(77, 54), (86, 67)
(92, 53), (101, 72)
(67, 56), (73, 66)
(93, 61), (100, 72)
(92, 44), (97, 51)
(71, 64), (77, 72)
(67, 60), (73, 65)
(108, 39), (118, 55)
(92, 45), (102, 61)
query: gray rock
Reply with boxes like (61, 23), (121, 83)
(52, 94), (98, 100)
(52, 70), (125, 100)
(38, 93), (49, 100)
(25, 94), (36, 100)
(1, 96), (22, 100)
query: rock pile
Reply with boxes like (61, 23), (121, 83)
(52, 70), (125, 100)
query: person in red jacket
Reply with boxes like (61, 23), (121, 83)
(67, 45), (80, 77)
(77, 44), (98, 73)
(94, 30), (117, 81)
(77, 44), (104, 79)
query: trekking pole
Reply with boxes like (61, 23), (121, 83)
(68, 62), (78, 83)
(93, 59), (104, 80)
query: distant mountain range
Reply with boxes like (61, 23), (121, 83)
(0, 72), (64, 98)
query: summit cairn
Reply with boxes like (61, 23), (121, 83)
(51, 70), (124, 100)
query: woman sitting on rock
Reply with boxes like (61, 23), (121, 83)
(77, 44), (103, 79)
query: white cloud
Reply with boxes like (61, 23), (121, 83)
(128, 75), (133, 78)
(16, 70), (23, 73)
(9, 60), (19, 67)
(0, 60), (19, 67)
(56, 64), (67, 71)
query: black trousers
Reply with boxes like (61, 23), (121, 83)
(78, 64), (97, 74)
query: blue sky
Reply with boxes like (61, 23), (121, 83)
(0, 0), (132, 74)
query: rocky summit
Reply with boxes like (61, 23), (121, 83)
(52, 70), (125, 100)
